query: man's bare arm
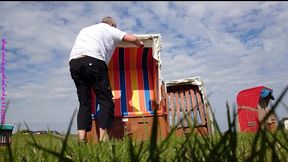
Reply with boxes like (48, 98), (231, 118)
(122, 34), (144, 47)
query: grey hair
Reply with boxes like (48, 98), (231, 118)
(101, 16), (117, 27)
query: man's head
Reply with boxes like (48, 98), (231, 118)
(102, 16), (117, 28)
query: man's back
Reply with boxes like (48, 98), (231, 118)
(69, 23), (126, 64)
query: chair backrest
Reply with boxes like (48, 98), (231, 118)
(92, 34), (164, 118)
(108, 47), (159, 117)
(164, 77), (213, 135)
(166, 84), (207, 127)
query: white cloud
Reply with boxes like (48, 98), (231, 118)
(1, 1), (287, 133)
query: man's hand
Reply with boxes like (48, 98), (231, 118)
(138, 40), (144, 48)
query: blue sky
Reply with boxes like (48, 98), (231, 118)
(1, 1), (288, 133)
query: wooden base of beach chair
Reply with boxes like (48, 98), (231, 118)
(87, 115), (169, 143)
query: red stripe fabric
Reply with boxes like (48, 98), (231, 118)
(92, 47), (162, 118)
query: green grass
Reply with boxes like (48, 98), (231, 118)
(0, 129), (287, 162)
(0, 85), (287, 162)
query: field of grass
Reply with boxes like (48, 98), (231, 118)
(0, 86), (287, 162)
(0, 128), (287, 162)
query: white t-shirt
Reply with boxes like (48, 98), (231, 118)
(69, 23), (126, 64)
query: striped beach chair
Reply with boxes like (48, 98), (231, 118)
(87, 34), (169, 142)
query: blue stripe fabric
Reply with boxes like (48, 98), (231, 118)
(142, 48), (152, 112)
(92, 100), (100, 119)
(119, 48), (127, 115)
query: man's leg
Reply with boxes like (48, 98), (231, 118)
(96, 91), (114, 141)
(70, 58), (92, 142)
(78, 130), (86, 142)
(99, 128), (109, 141)
(92, 60), (115, 141)
(75, 81), (92, 141)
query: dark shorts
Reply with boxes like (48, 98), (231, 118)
(69, 56), (115, 131)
